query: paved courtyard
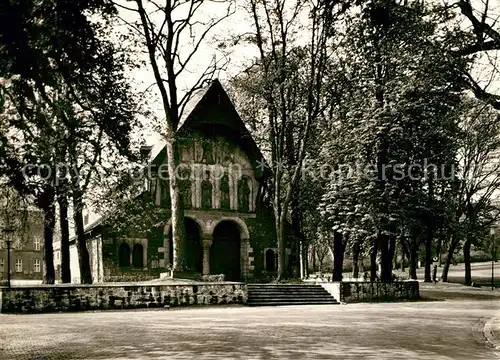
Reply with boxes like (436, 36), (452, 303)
(1, 295), (499, 359)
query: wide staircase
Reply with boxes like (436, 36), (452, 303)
(247, 284), (340, 306)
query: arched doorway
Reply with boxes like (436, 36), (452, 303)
(132, 244), (144, 268)
(118, 243), (130, 267)
(167, 217), (202, 273)
(211, 221), (241, 281)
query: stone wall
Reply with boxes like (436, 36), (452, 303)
(319, 281), (419, 303)
(0, 283), (247, 313)
(244, 213), (278, 281)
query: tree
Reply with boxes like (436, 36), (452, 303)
(0, 0), (139, 283)
(0, 185), (32, 248)
(443, 0), (500, 110)
(318, 0), (465, 283)
(230, 0), (344, 279)
(115, 0), (233, 275)
(440, 99), (500, 285)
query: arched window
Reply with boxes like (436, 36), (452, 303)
(265, 249), (276, 272)
(132, 243), (144, 268)
(118, 243), (131, 267)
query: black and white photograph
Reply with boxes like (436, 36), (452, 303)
(1, 0), (500, 358)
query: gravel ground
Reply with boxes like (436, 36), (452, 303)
(0, 295), (499, 359)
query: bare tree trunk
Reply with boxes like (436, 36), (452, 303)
(441, 259), (451, 282)
(436, 235), (442, 267)
(389, 236), (396, 278)
(72, 184), (92, 284)
(370, 237), (378, 281)
(352, 242), (360, 279)
(300, 239), (308, 279)
(311, 244), (316, 273)
(441, 235), (457, 282)
(58, 191), (71, 283)
(42, 187), (55, 284)
(276, 214), (287, 280)
(290, 165), (302, 279)
(409, 243), (418, 280)
(401, 237), (410, 273)
(165, 140), (187, 274)
(464, 237), (472, 286)
(380, 234), (394, 282)
(332, 232), (345, 281)
(424, 221), (433, 282)
(135, 0), (191, 276)
(304, 244), (309, 278)
(425, 177), (435, 282)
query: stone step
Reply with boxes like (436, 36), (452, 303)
(247, 283), (338, 306)
(248, 294), (335, 299)
(248, 290), (330, 295)
(247, 284), (324, 287)
(248, 297), (338, 302)
(248, 289), (331, 294)
(247, 285), (328, 289)
(247, 286), (328, 291)
(249, 294), (330, 298)
(248, 300), (339, 307)
(248, 294), (332, 299)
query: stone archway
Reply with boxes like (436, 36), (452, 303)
(165, 217), (203, 273)
(185, 218), (203, 273)
(118, 242), (130, 268)
(211, 221), (241, 281)
(132, 244), (144, 268)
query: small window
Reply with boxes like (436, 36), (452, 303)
(0, 239), (3, 249)
(33, 237), (41, 251)
(0, 258), (4, 272)
(15, 258), (22, 273)
(34, 259), (41, 273)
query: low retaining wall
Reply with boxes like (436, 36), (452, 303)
(319, 281), (419, 303)
(0, 283), (247, 313)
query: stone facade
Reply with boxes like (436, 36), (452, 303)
(0, 283), (247, 313)
(65, 80), (279, 283)
(0, 209), (45, 283)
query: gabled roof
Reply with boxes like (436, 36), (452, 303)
(148, 84), (212, 164)
(150, 79), (270, 179)
(177, 84), (212, 131)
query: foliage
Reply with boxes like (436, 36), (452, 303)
(0, 0), (141, 283)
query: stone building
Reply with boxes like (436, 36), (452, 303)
(0, 206), (45, 283)
(67, 80), (280, 283)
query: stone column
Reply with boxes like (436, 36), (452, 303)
(202, 235), (213, 276)
(241, 238), (250, 278)
(231, 175), (237, 210)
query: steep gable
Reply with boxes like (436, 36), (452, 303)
(151, 79), (270, 179)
